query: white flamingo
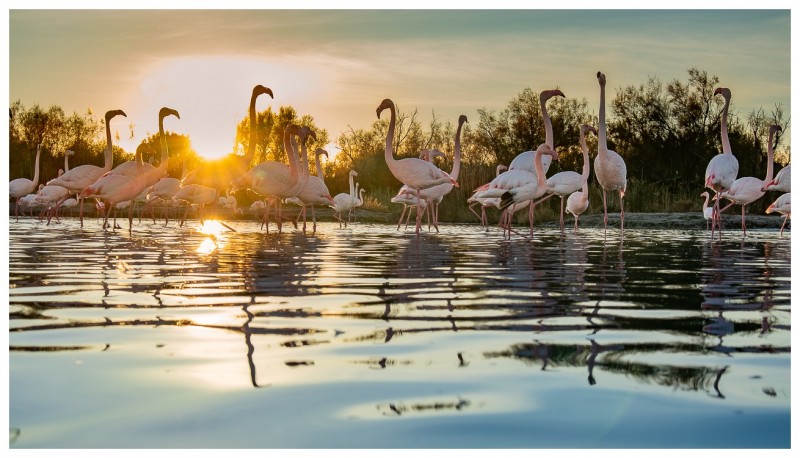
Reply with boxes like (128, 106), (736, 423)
(391, 192), (428, 231)
(295, 142), (334, 233)
(718, 124), (781, 236)
(595, 72), (628, 235)
(565, 124), (598, 232)
(377, 98), (459, 236)
(331, 169), (359, 228)
(173, 183), (218, 227)
(700, 192), (714, 230)
(33, 184), (69, 224)
(46, 109), (127, 227)
(705, 87), (739, 236)
(762, 164), (790, 193)
(496, 144), (559, 239)
(765, 193), (790, 236)
(9, 143), (42, 221)
(508, 89), (564, 175)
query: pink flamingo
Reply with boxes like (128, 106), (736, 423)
(595, 72), (628, 235)
(377, 98), (459, 236)
(46, 109), (127, 227)
(79, 146), (148, 231)
(109, 107), (180, 187)
(468, 164), (507, 230)
(296, 144), (335, 232)
(761, 164), (790, 193)
(173, 183), (218, 226)
(508, 89), (564, 175)
(230, 124), (309, 233)
(705, 87), (739, 236)
(565, 124), (597, 231)
(718, 124), (781, 237)
(496, 144), (559, 239)
(392, 149), (443, 231)
(403, 115), (467, 232)
(9, 143), (42, 221)
(765, 193), (790, 236)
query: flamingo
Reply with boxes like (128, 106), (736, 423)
(468, 164), (507, 230)
(33, 183), (69, 224)
(9, 143), (42, 221)
(109, 107), (180, 187)
(765, 193), (791, 236)
(391, 192), (428, 231)
(392, 149), (445, 231)
(144, 159), (188, 226)
(230, 124), (309, 233)
(18, 185), (44, 217)
(295, 143), (335, 233)
(565, 124), (597, 232)
(404, 115), (467, 232)
(762, 164), (790, 193)
(705, 87), (739, 236)
(173, 183), (218, 226)
(496, 144), (559, 239)
(80, 146), (149, 231)
(46, 109), (127, 227)
(182, 85), (273, 192)
(595, 72), (628, 235)
(353, 185), (366, 222)
(700, 192), (714, 230)
(377, 98), (459, 236)
(718, 124), (781, 237)
(508, 89), (564, 175)
(331, 169), (359, 228)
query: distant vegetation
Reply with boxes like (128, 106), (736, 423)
(9, 68), (789, 222)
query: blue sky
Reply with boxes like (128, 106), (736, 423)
(6, 4), (793, 159)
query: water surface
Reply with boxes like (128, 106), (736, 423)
(8, 219), (791, 448)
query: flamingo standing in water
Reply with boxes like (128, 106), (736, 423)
(9, 143), (42, 221)
(705, 87), (739, 237)
(230, 124), (309, 233)
(718, 124), (781, 237)
(468, 164), (507, 230)
(495, 144), (559, 239)
(46, 109), (127, 227)
(377, 98), (459, 236)
(352, 184), (366, 222)
(80, 146), (148, 232)
(295, 143), (335, 233)
(765, 193), (791, 236)
(700, 192), (714, 230)
(108, 107), (180, 187)
(595, 72), (627, 235)
(331, 170), (359, 228)
(565, 124), (597, 232)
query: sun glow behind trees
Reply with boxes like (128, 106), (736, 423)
(122, 56), (324, 160)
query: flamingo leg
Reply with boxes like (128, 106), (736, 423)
(397, 205), (407, 231)
(414, 189), (422, 236)
(601, 190), (608, 234)
(560, 196), (566, 234)
(619, 190), (625, 235)
(779, 215), (788, 236)
(405, 205), (415, 230)
(468, 202), (482, 225)
(741, 204), (747, 237)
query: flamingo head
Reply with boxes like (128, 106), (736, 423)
(105, 109), (127, 123)
(536, 143), (559, 162)
(66, 149), (75, 156)
(766, 203), (776, 214)
(376, 99), (394, 118)
(596, 72), (606, 86)
(770, 124), (782, 135)
(580, 124), (597, 136)
(254, 85), (273, 99)
(458, 114), (468, 125)
(300, 126), (317, 143)
(315, 148), (329, 160)
(159, 107), (180, 121)
(714, 87), (731, 100)
(700, 191), (709, 198)
(349, 170), (358, 177)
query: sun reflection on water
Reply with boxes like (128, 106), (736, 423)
(196, 220), (228, 255)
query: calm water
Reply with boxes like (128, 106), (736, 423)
(8, 218), (791, 448)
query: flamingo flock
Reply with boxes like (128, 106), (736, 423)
(8, 73), (790, 238)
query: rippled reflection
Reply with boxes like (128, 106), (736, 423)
(8, 219), (791, 448)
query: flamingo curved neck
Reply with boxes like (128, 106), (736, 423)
(349, 173), (356, 197)
(541, 95), (554, 148)
(158, 117), (169, 173)
(451, 118), (465, 180)
(64, 151), (71, 173)
(580, 133), (590, 181)
(384, 103), (397, 168)
(315, 153), (325, 180)
(244, 92), (260, 165)
(104, 119), (114, 172)
(721, 95), (731, 154)
(32, 146), (41, 186)
(598, 83), (608, 152)
(765, 130), (776, 183)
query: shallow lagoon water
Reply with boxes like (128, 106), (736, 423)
(8, 218), (791, 448)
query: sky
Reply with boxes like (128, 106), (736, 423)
(5, 2), (794, 161)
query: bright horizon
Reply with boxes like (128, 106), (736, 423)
(7, 4), (793, 161)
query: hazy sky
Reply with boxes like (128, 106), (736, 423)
(7, 3), (793, 160)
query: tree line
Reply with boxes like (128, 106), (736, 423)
(9, 68), (789, 219)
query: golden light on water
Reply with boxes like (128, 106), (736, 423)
(196, 220), (228, 255)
